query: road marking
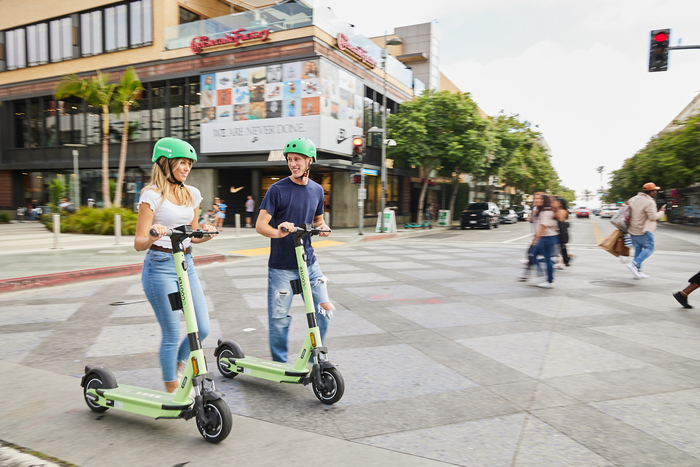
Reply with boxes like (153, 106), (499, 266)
(502, 233), (533, 243)
(589, 217), (605, 244)
(229, 240), (345, 256)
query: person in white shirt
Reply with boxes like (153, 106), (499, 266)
(134, 137), (217, 393)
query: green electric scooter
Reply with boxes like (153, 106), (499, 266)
(81, 225), (233, 443)
(214, 223), (345, 405)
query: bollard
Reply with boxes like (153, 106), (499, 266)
(52, 214), (61, 249)
(235, 213), (241, 237)
(114, 214), (121, 245)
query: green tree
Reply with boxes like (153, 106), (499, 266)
(607, 115), (700, 202)
(388, 90), (492, 222)
(48, 177), (67, 208)
(56, 71), (116, 208)
(111, 67), (144, 208)
(495, 114), (558, 197)
(582, 189), (593, 203)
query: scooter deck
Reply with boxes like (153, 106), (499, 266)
(91, 384), (194, 418)
(226, 356), (310, 383)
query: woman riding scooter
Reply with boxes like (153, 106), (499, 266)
(134, 137), (217, 393)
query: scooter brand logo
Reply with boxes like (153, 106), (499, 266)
(299, 266), (306, 290)
(178, 277), (187, 306)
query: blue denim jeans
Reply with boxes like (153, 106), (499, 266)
(142, 250), (210, 382)
(529, 235), (559, 283)
(631, 231), (655, 269)
(268, 262), (330, 363)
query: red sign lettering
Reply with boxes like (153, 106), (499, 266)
(191, 28), (270, 54)
(337, 33), (377, 69)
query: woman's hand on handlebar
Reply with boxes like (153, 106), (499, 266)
(199, 223), (218, 239)
(278, 222), (295, 238)
(149, 224), (167, 238)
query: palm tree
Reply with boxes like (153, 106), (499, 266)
(597, 166), (605, 183)
(582, 189), (593, 202)
(111, 67), (144, 208)
(56, 71), (116, 208)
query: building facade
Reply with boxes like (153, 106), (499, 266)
(0, 0), (425, 226)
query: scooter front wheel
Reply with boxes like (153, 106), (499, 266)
(83, 375), (109, 413)
(197, 398), (232, 443)
(312, 367), (345, 405)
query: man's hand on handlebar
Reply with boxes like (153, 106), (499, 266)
(316, 222), (331, 238)
(278, 222), (295, 238)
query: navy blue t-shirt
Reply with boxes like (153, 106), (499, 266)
(259, 177), (324, 270)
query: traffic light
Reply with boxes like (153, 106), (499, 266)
(649, 28), (670, 72)
(350, 173), (362, 184)
(352, 136), (364, 164)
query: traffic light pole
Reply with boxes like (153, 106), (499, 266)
(358, 169), (366, 235)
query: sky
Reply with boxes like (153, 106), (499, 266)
(315, 0), (700, 207)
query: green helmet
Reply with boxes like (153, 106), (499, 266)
(283, 137), (316, 162)
(152, 137), (198, 163)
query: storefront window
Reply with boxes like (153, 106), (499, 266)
(86, 104), (101, 145)
(130, 90), (149, 142)
(170, 80), (185, 139)
(29, 98), (43, 147)
(13, 100), (28, 148)
(45, 98), (58, 147)
(150, 84), (165, 140)
(58, 99), (83, 145)
(188, 81), (201, 139)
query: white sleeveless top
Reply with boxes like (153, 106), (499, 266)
(138, 185), (203, 249)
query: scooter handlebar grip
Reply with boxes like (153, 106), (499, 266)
(149, 229), (173, 237)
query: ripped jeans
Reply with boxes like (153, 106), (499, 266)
(267, 262), (330, 363)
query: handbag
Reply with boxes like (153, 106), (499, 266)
(599, 229), (625, 257)
(613, 235), (630, 256)
(610, 204), (631, 233)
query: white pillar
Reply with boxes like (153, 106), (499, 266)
(235, 213), (241, 237)
(114, 214), (121, 245)
(52, 214), (61, 249)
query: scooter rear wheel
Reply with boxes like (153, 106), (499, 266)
(83, 375), (109, 413)
(216, 347), (238, 378)
(312, 367), (345, 405)
(196, 398), (232, 443)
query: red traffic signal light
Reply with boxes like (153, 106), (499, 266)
(649, 28), (670, 72)
(352, 135), (364, 164)
(350, 173), (362, 184)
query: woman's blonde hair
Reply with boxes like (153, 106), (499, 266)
(144, 158), (195, 207)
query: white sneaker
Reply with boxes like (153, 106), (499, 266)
(638, 272), (650, 279)
(554, 264), (566, 270)
(626, 262), (642, 279)
(536, 282), (553, 289)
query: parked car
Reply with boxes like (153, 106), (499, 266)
(460, 202), (500, 229)
(599, 208), (618, 219)
(511, 205), (532, 221)
(575, 208), (590, 218)
(499, 209), (518, 224)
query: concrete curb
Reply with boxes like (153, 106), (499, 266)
(0, 254), (228, 293)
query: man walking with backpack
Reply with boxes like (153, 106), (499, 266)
(625, 182), (666, 279)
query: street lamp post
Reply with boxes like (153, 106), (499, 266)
(377, 33), (403, 233)
(64, 143), (87, 207)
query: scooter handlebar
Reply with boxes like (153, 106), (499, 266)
(149, 228), (219, 238)
(280, 226), (331, 236)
